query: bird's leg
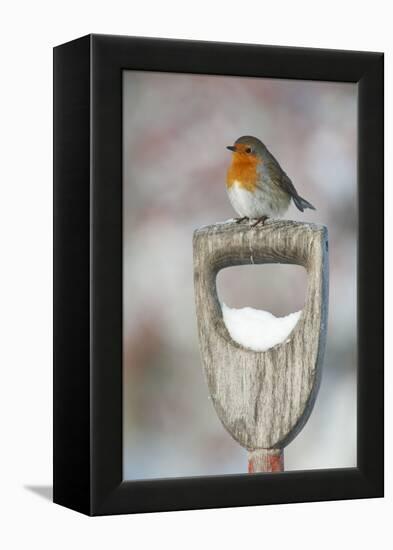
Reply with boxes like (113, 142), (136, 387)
(235, 216), (249, 224)
(251, 216), (269, 227)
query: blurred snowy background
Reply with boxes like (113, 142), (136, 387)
(123, 71), (357, 479)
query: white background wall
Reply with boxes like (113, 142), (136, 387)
(0, 1), (390, 549)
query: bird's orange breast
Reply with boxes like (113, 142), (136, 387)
(226, 153), (259, 191)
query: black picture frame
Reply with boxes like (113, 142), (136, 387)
(53, 34), (384, 516)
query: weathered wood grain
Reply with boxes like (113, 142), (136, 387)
(193, 220), (328, 459)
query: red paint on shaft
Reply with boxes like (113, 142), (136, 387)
(248, 449), (284, 473)
(267, 452), (284, 472)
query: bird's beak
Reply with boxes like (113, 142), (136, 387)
(226, 145), (236, 152)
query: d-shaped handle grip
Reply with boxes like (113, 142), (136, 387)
(193, 220), (328, 453)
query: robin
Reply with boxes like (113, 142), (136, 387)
(226, 136), (315, 226)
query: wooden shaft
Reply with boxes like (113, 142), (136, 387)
(248, 449), (284, 473)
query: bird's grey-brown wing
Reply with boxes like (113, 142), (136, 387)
(261, 148), (300, 197)
(258, 147), (315, 212)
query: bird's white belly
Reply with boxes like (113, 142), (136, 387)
(227, 181), (286, 218)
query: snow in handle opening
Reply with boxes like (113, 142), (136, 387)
(222, 303), (301, 352)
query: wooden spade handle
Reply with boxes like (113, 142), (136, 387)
(193, 220), (329, 467)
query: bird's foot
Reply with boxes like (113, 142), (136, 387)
(251, 216), (269, 227)
(235, 216), (249, 224)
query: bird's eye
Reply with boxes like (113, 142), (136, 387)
(245, 147), (252, 154)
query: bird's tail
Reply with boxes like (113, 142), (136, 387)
(293, 195), (316, 212)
